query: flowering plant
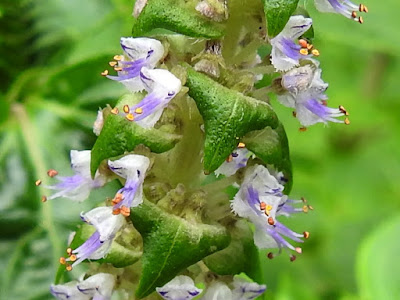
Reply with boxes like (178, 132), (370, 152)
(27, 0), (371, 299)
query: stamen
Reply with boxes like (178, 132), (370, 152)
(321, 100), (327, 106)
(359, 4), (368, 13)
(123, 105), (130, 113)
(299, 49), (309, 56)
(339, 105), (349, 116)
(112, 208), (121, 215)
(303, 231), (310, 239)
(121, 205), (130, 217)
(267, 252), (274, 259)
(267, 217), (275, 225)
(109, 61), (117, 67)
(307, 44), (314, 50)
(41, 196), (47, 202)
(295, 247), (302, 254)
(344, 118), (350, 125)
(301, 197), (307, 203)
(114, 66), (123, 72)
(101, 70), (109, 76)
(66, 248), (72, 256)
(126, 113), (134, 121)
(66, 264), (72, 272)
(308, 205), (314, 211)
(134, 107), (143, 114)
(302, 205), (309, 213)
(290, 255), (297, 262)
(265, 210), (270, 216)
(260, 202), (266, 210)
(358, 16), (364, 24)
(113, 55), (123, 61)
(266, 204), (273, 211)
(292, 111), (297, 118)
(298, 39), (308, 48)
(111, 107), (119, 115)
(351, 11), (357, 18)
(59, 257), (66, 265)
(299, 127), (307, 132)
(311, 49), (320, 56)
(226, 154), (233, 163)
(35, 179), (42, 186)
(69, 254), (77, 262)
(238, 142), (246, 148)
(47, 169), (58, 177)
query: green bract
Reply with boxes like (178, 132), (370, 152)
(90, 94), (181, 177)
(184, 65), (279, 173)
(130, 200), (230, 298)
(262, 0), (300, 37)
(132, 0), (225, 38)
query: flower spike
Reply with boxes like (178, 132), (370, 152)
(108, 154), (150, 216)
(270, 15), (314, 72)
(41, 150), (107, 202)
(314, 0), (368, 23)
(105, 37), (164, 92)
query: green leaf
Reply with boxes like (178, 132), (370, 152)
(184, 65), (279, 173)
(90, 93), (181, 176)
(242, 123), (293, 193)
(130, 200), (231, 298)
(203, 220), (264, 282)
(262, 0), (300, 37)
(69, 222), (142, 268)
(132, 0), (225, 39)
(356, 215), (400, 299)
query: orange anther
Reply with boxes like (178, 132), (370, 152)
(226, 154), (233, 163)
(109, 61), (117, 67)
(113, 55), (123, 61)
(295, 247), (302, 254)
(66, 264), (72, 272)
(101, 70), (109, 76)
(112, 208), (121, 215)
(59, 257), (66, 265)
(359, 4), (368, 13)
(134, 107), (143, 114)
(111, 107), (119, 115)
(267, 252), (274, 259)
(35, 179), (42, 186)
(66, 248), (72, 255)
(344, 118), (350, 125)
(41, 196), (47, 203)
(290, 255), (297, 262)
(260, 202), (266, 210)
(114, 67), (123, 72)
(126, 113), (134, 121)
(299, 127), (307, 132)
(303, 231), (310, 239)
(238, 142), (245, 148)
(311, 49), (320, 57)
(123, 105), (130, 113)
(298, 39), (308, 48)
(69, 254), (77, 262)
(47, 169), (58, 177)
(299, 49), (309, 56)
(302, 205), (309, 213)
(358, 16), (364, 24)
(351, 11), (357, 18)
(267, 217), (275, 225)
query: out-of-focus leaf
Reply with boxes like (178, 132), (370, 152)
(90, 94), (182, 176)
(184, 65), (278, 174)
(130, 200), (230, 298)
(356, 215), (400, 299)
(262, 0), (300, 37)
(131, 0), (225, 38)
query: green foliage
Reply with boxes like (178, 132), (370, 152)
(131, 0), (225, 38)
(130, 200), (231, 298)
(262, 0), (300, 37)
(90, 94), (181, 176)
(184, 65), (279, 173)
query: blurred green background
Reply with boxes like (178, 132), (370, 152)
(0, 0), (399, 299)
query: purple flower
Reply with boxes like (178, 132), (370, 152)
(278, 60), (349, 126)
(156, 275), (203, 300)
(60, 207), (125, 270)
(108, 154), (150, 217)
(231, 165), (311, 260)
(270, 16), (313, 71)
(106, 37), (164, 92)
(43, 150), (107, 202)
(314, 0), (368, 23)
(50, 273), (115, 300)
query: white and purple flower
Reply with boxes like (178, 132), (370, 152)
(156, 275), (203, 300)
(50, 273), (115, 300)
(106, 37), (164, 92)
(215, 146), (253, 177)
(108, 154), (150, 217)
(270, 15), (313, 72)
(200, 276), (266, 300)
(231, 165), (310, 260)
(42, 150), (107, 202)
(61, 207), (125, 270)
(314, 0), (368, 23)
(118, 67), (182, 128)
(278, 61), (349, 126)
